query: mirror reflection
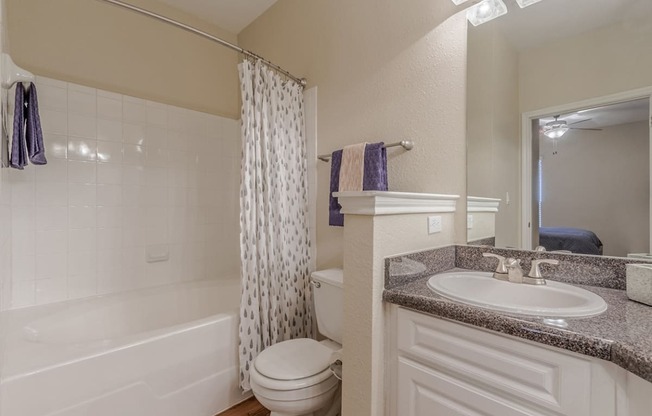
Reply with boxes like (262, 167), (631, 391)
(466, 0), (652, 258)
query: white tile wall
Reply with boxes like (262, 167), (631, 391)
(6, 76), (241, 309)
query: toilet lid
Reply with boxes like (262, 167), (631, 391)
(255, 338), (333, 381)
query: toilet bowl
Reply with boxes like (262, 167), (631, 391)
(250, 338), (341, 416)
(249, 269), (344, 416)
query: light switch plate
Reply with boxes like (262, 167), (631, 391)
(428, 216), (442, 234)
(467, 214), (474, 229)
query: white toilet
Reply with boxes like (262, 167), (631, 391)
(250, 269), (343, 416)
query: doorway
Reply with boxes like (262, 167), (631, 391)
(521, 88), (652, 256)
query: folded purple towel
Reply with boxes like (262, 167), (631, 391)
(329, 142), (388, 227)
(9, 83), (27, 169)
(26, 84), (47, 165)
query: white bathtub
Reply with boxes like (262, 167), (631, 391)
(0, 279), (248, 416)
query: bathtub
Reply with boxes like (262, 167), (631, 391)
(0, 279), (248, 416)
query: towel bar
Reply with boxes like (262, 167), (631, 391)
(318, 140), (414, 162)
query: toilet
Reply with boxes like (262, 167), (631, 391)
(250, 269), (343, 416)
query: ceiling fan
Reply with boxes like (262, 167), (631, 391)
(542, 116), (602, 139)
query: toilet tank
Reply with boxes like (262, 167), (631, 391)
(311, 269), (343, 344)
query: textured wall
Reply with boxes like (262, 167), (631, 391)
(238, 0), (469, 270)
(343, 211), (457, 416)
(6, 0), (240, 118)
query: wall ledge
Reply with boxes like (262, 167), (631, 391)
(333, 191), (460, 216)
(467, 196), (501, 213)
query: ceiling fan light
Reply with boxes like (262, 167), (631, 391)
(544, 126), (569, 139)
(515, 0), (544, 8)
(466, 0), (508, 26)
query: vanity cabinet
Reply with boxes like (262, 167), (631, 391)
(389, 307), (652, 416)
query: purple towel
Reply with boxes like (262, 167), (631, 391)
(329, 142), (388, 227)
(362, 142), (388, 192)
(329, 149), (344, 226)
(25, 84), (47, 165)
(9, 83), (27, 169)
(9, 83), (47, 169)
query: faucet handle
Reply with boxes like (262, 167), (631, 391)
(483, 253), (507, 273)
(528, 259), (559, 278)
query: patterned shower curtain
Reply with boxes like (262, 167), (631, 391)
(237, 59), (313, 391)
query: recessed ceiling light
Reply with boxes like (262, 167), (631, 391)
(466, 0), (508, 26)
(515, 0), (544, 8)
(450, 0), (472, 4)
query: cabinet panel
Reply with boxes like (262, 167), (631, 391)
(398, 357), (549, 416)
(626, 372), (652, 416)
(397, 308), (591, 415)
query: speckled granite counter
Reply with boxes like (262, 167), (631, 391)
(383, 245), (652, 384)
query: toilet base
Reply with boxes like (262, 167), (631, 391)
(267, 384), (341, 416)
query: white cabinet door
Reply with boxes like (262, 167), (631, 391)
(398, 357), (552, 416)
(397, 308), (592, 415)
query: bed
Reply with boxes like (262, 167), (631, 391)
(539, 227), (603, 255)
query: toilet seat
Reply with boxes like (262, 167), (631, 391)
(252, 338), (337, 391)
(250, 364), (339, 402)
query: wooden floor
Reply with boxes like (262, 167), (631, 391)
(216, 397), (270, 416)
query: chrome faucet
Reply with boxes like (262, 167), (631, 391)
(482, 253), (508, 281)
(482, 252), (559, 285)
(524, 259), (559, 285)
(505, 258), (524, 283)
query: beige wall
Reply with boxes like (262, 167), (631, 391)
(343, 211), (456, 416)
(466, 23), (520, 247)
(467, 212), (497, 242)
(239, 0), (469, 269)
(519, 16), (652, 113)
(540, 121), (649, 257)
(7, 0), (240, 118)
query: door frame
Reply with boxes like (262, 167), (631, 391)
(520, 86), (652, 250)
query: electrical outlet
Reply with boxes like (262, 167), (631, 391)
(428, 216), (442, 234)
(467, 214), (474, 229)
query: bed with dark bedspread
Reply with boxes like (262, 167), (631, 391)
(539, 227), (603, 255)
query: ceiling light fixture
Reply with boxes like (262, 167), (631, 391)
(515, 0), (544, 8)
(450, 0), (472, 4)
(466, 0), (508, 26)
(542, 117), (570, 139)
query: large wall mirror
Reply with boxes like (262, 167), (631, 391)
(466, 0), (652, 258)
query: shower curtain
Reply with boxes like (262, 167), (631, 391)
(237, 59), (313, 391)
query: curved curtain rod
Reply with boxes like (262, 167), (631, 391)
(95, 0), (307, 87)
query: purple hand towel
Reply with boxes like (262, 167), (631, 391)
(362, 142), (388, 192)
(329, 149), (344, 226)
(329, 142), (388, 227)
(25, 84), (47, 165)
(9, 83), (27, 169)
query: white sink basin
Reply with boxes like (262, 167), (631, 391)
(427, 271), (607, 318)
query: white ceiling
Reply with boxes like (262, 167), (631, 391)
(539, 99), (650, 129)
(490, 0), (652, 51)
(155, 0), (278, 34)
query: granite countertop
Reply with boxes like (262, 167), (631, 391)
(383, 268), (652, 383)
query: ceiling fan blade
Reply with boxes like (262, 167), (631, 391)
(570, 127), (602, 131)
(568, 118), (592, 126)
